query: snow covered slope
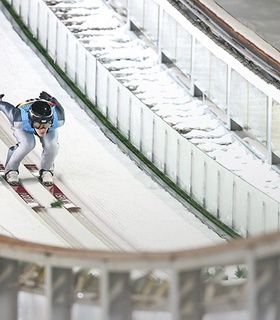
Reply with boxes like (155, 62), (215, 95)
(0, 9), (223, 251)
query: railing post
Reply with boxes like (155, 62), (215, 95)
(247, 250), (257, 320)
(109, 271), (132, 320)
(45, 265), (73, 320)
(0, 258), (19, 320)
(255, 256), (280, 319)
(179, 270), (203, 320)
(170, 269), (203, 320)
(100, 268), (132, 320)
(52, 267), (73, 320)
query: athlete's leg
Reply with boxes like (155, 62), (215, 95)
(5, 129), (35, 174)
(39, 130), (59, 172)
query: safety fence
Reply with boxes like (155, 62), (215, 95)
(2, 0), (279, 238)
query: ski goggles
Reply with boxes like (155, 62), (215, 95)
(33, 121), (52, 130)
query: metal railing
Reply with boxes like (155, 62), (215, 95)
(1, 232), (280, 319)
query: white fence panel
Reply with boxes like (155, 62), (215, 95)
(263, 199), (280, 234)
(218, 167), (234, 228)
(233, 178), (253, 237)
(141, 108), (154, 161)
(75, 43), (87, 92)
(190, 146), (206, 206)
(204, 158), (220, 218)
(37, 1), (48, 49)
(129, 98), (143, 150)
(56, 21), (68, 72)
(96, 63), (110, 116)
(117, 85), (131, 139)
(247, 188), (267, 236)
(84, 51), (96, 103)
(247, 188), (279, 236)
(165, 124), (180, 183)
(20, 0), (30, 26)
(106, 75), (119, 127)
(11, 0), (20, 13)
(28, 1), (39, 38)
(65, 33), (77, 84)
(153, 116), (167, 172)
(231, 178), (280, 237)
(177, 134), (192, 195)
(46, 11), (58, 61)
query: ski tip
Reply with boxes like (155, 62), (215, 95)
(30, 204), (45, 210)
(65, 205), (81, 212)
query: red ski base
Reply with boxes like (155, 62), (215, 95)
(0, 164), (44, 210)
(24, 164), (81, 211)
(11, 184), (45, 210)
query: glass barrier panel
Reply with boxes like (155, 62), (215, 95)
(143, 0), (159, 43)
(209, 54), (227, 112)
(130, 0), (144, 29)
(161, 11), (177, 60)
(271, 99), (280, 157)
(229, 70), (248, 128)
(194, 40), (211, 94)
(176, 23), (192, 77)
(247, 84), (268, 145)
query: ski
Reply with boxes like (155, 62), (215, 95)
(0, 164), (45, 210)
(24, 164), (81, 211)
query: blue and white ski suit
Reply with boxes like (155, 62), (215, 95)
(0, 98), (65, 174)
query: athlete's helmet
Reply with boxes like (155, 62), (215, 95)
(28, 100), (53, 127)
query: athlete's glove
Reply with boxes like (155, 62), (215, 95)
(0, 94), (4, 100)
(39, 91), (58, 104)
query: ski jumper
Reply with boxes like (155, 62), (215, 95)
(0, 98), (65, 174)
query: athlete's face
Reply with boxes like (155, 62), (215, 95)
(33, 122), (51, 137)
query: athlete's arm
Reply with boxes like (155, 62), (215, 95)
(0, 98), (19, 124)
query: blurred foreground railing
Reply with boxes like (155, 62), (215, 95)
(1, 232), (280, 320)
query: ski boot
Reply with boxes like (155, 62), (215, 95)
(39, 170), (53, 187)
(5, 170), (20, 186)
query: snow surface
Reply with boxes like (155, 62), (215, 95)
(0, 8), (223, 251)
